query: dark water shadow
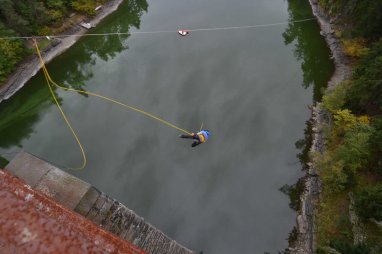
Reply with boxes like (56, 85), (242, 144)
(279, 0), (335, 251)
(282, 0), (334, 102)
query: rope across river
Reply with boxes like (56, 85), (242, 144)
(1, 18), (315, 40)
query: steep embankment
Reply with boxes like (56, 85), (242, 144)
(293, 0), (382, 252)
(0, 0), (123, 103)
(291, 0), (351, 253)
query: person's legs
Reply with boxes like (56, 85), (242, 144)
(179, 134), (194, 139)
(180, 133), (201, 147)
(180, 134), (199, 140)
(191, 141), (201, 147)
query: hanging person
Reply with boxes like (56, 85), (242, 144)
(180, 130), (210, 147)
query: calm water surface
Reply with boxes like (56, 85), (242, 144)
(0, 0), (333, 253)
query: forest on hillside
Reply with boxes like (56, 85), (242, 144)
(311, 1), (382, 253)
(0, 0), (106, 83)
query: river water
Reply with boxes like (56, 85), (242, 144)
(0, 0), (333, 253)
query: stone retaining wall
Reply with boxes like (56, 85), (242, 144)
(5, 151), (195, 254)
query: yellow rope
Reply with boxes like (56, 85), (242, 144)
(50, 81), (193, 135)
(34, 39), (87, 170)
(33, 39), (192, 168)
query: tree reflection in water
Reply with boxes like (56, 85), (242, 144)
(283, 0), (334, 101)
(281, 0), (334, 250)
(0, 0), (148, 149)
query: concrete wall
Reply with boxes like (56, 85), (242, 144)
(5, 151), (195, 254)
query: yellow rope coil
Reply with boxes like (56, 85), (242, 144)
(33, 39), (192, 169)
(34, 39), (87, 170)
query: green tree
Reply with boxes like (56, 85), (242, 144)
(46, 0), (69, 10)
(355, 183), (382, 220)
(336, 123), (373, 173)
(318, 0), (382, 41)
(319, 111), (373, 192)
(70, 0), (98, 15)
(322, 81), (350, 113)
(0, 0), (31, 35)
(0, 22), (26, 82)
(317, 238), (372, 254)
(369, 118), (382, 173)
(352, 1), (382, 41)
(47, 9), (65, 24)
(346, 39), (382, 113)
(0, 39), (25, 82)
(319, 156), (348, 193)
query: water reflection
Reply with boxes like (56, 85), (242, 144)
(0, 75), (52, 148)
(283, 0), (334, 101)
(0, 0), (148, 148)
(49, 0), (148, 89)
(280, 0), (334, 214)
(281, 0), (335, 250)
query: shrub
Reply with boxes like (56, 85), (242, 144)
(342, 38), (369, 58)
(369, 118), (382, 172)
(0, 36), (25, 82)
(330, 238), (371, 254)
(355, 183), (382, 220)
(320, 158), (348, 193)
(318, 1), (382, 41)
(319, 110), (373, 192)
(318, 236), (373, 254)
(71, 0), (97, 15)
(336, 123), (373, 173)
(37, 26), (51, 36)
(322, 81), (350, 113)
(332, 109), (368, 138)
(352, 1), (382, 41)
(345, 39), (382, 113)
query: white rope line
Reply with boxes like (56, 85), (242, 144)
(187, 18), (315, 32)
(0, 18), (315, 40)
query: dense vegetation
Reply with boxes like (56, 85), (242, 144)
(318, 0), (382, 41)
(313, 1), (382, 253)
(0, 0), (106, 83)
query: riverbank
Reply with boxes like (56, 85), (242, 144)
(290, 0), (352, 253)
(0, 0), (123, 104)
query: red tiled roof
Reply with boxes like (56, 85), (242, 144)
(0, 169), (147, 254)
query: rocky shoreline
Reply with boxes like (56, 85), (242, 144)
(290, 0), (352, 253)
(0, 0), (123, 104)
